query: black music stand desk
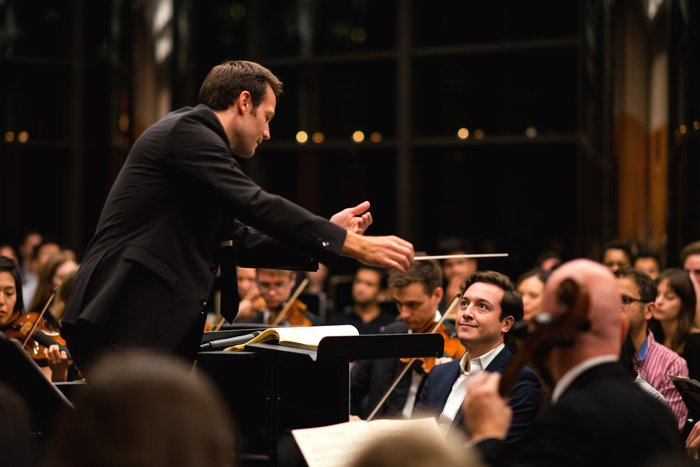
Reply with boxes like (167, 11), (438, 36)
(196, 332), (443, 466)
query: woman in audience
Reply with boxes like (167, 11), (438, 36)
(28, 252), (78, 323)
(516, 268), (549, 321)
(654, 268), (700, 378)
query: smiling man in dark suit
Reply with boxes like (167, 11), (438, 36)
(414, 271), (541, 446)
(62, 60), (414, 373)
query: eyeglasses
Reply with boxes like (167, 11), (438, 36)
(621, 295), (648, 306)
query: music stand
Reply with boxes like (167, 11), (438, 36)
(0, 331), (74, 436)
(197, 331), (442, 466)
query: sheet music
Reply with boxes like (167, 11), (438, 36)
(292, 418), (443, 467)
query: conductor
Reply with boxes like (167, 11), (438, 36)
(62, 60), (414, 372)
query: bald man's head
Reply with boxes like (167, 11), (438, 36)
(543, 259), (622, 376)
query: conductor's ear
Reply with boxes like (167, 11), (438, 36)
(237, 91), (252, 112)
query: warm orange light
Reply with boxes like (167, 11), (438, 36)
(369, 132), (382, 143)
(17, 131), (29, 143)
(456, 128), (469, 140)
(352, 131), (365, 143)
(311, 132), (325, 143)
(296, 131), (309, 144)
(473, 129), (485, 140)
(4, 131), (15, 143)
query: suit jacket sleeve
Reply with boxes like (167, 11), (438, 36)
(166, 109), (347, 265)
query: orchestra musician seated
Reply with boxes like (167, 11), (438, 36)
(351, 260), (466, 419)
(0, 256), (75, 382)
(233, 266), (265, 321)
(414, 271), (541, 446)
(328, 266), (395, 334)
(236, 268), (317, 326)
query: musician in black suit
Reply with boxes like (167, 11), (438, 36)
(62, 60), (414, 372)
(414, 271), (540, 446)
(464, 259), (684, 467)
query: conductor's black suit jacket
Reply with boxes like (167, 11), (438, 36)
(63, 105), (346, 351)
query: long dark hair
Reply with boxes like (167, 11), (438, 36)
(0, 256), (23, 314)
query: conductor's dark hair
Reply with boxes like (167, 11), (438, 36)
(199, 60), (283, 110)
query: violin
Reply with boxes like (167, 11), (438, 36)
(271, 278), (310, 326)
(271, 299), (313, 327)
(3, 310), (71, 364)
(400, 322), (466, 373)
(498, 277), (591, 396)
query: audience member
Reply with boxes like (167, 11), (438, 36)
(22, 237), (61, 310)
(655, 268), (700, 379)
(634, 250), (662, 281)
(619, 332), (666, 403)
(19, 231), (42, 311)
(515, 268), (549, 321)
(415, 271), (540, 445)
(681, 240), (700, 285)
(463, 259), (683, 466)
(329, 266), (395, 334)
(615, 267), (688, 429)
(351, 260), (465, 419)
(535, 250), (562, 272)
(601, 240), (633, 272)
(0, 244), (18, 265)
(44, 351), (236, 467)
(29, 252), (78, 319)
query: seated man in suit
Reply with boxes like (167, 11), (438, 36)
(237, 269), (317, 326)
(414, 271), (541, 446)
(464, 259), (683, 467)
(351, 260), (466, 419)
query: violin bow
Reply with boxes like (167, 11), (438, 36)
(271, 277), (310, 326)
(366, 294), (462, 421)
(21, 287), (57, 350)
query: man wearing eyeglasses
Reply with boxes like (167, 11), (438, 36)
(615, 267), (689, 430)
(414, 271), (541, 446)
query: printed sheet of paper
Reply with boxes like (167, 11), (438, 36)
(291, 418), (443, 467)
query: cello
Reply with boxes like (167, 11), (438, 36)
(498, 277), (591, 396)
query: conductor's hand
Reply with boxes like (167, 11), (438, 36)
(463, 372), (511, 442)
(330, 201), (373, 235)
(342, 232), (414, 272)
